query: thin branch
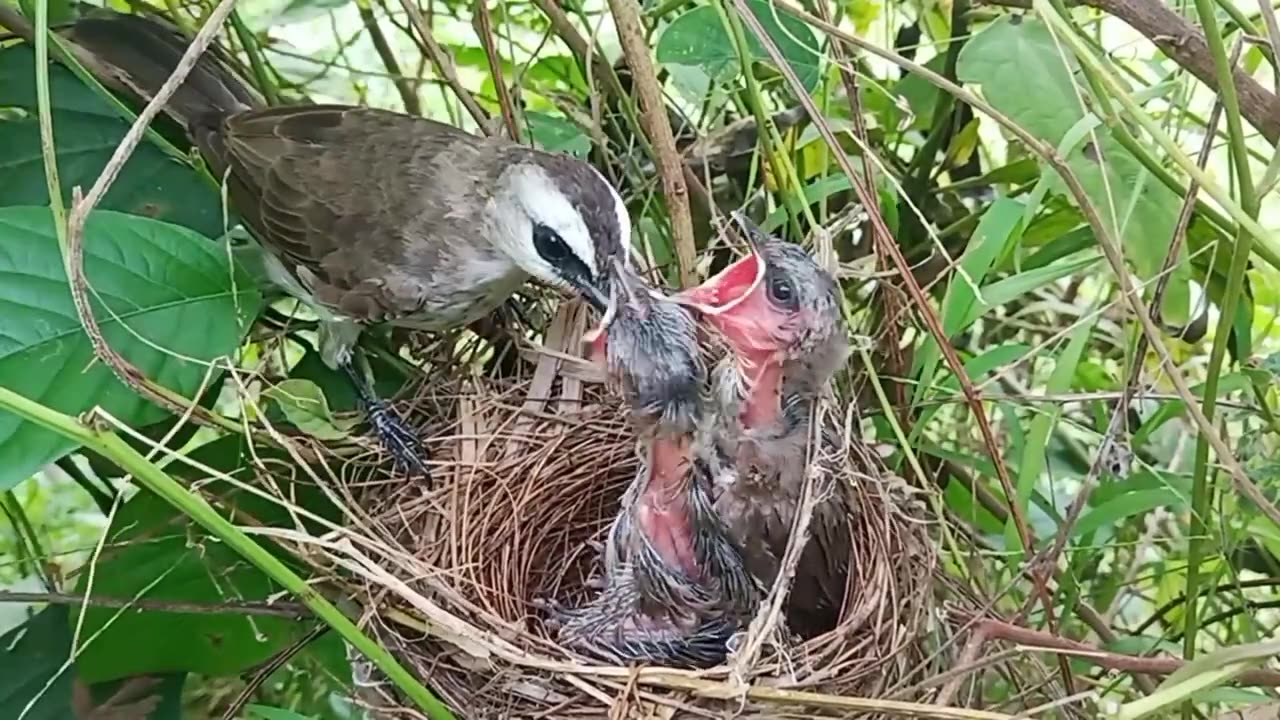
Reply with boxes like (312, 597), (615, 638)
(358, 2), (422, 115)
(606, 0), (697, 286)
(735, 0), (1056, 621)
(0, 590), (308, 618)
(222, 625), (330, 720)
(528, 0), (715, 215)
(961, 616), (1280, 687)
(395, 0), (490, 132)
(43, 0), (245, 438)
(472, 0), (519, 139)
(780, 0), (1280, 564)
(1259, 0), (1280, 92)
(1033, 57), (1231, 621)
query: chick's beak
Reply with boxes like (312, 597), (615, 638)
(674, 251), (784, 367)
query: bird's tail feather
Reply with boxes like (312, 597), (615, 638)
(60, 10), (259, 130)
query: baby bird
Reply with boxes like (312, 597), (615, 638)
(549, 260), (756, 668)
(676, 213), (852, 639)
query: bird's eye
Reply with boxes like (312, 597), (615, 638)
(532, 223), (570, 263)
(767, 273), (796, 308)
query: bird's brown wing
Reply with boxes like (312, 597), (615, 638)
(200, 105), (490, 320)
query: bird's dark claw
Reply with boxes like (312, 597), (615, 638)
(341, 359), (430, 481)
(367, 399), (430, 480)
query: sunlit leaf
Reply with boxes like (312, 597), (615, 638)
(265, 378), (357, 441)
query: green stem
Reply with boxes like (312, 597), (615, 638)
(716, 0), (808, 236)
(1, 490), (53, 589)
(33, 0), (65, 231)
(1182, 0), (1260, 702)
(229, 10), (281, 105)
(0, 386), (455, 720)
(900, 0), (969, 247)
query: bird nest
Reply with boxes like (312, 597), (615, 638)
(289, 305), (939, 718)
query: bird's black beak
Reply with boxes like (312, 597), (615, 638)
(569, 275), (610, 313)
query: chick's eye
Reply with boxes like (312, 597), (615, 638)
(768, 275), (795, 306)
(532, 223), (569, 263)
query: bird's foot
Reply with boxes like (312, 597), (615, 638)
(366, 399), (430, 481)
(341, 358), (430, 481)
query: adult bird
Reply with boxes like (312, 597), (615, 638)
(675, 213), (853, 639)
(38, 9), (630, 477)
(549, 261), (756, 668)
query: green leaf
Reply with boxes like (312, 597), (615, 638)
(73, 435), (336, 683)
(656, 0), (822, 92)
(265, 378), (357, 441)
(288, 345), (406, 414)
(270, 0), (352, 23)
(894, 54), (948, 130)
(1006, 312), (1096, 556)
(19, 0), (73, 25)
(912, 198), (1025, 405)
(1073, 488), (1188, 539)
(524, 112), (591, 158)
(974, 252), (1100, 325)
(957, 19), (1186, 287)
(0, 46), (227, 238)
(0, 606), (74, 720)
(85, 673), (186, 720)
(0, 207), (261, 490)
(915, 343), (1032, 431)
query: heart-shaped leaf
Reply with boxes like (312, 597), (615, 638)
(958, 18), (1191, 321)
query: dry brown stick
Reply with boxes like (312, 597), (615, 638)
(60, 0), (244, 438)
(606, 0), (697, 287)
(814, 1), (913, 420)
(732, 0), (1055, 623)
(395, 0), (491, 133)
(0, 590), (308, 618)
(962, 616), (1280, 687)
(472, 0), (520, 140)
(358, 3), (421, 115)
(980, 0), (1280, 144)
